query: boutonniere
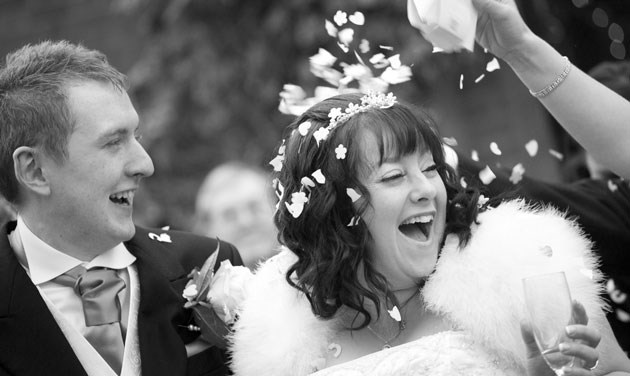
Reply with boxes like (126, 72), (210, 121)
(182, 242), (254, 348)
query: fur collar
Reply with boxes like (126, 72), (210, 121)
(230, 200), (604, 375)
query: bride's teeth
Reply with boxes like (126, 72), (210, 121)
(402, 214), (433, 225)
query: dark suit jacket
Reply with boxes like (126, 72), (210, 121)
(0, 222), (243, 376)
(457, 152), (630, 353)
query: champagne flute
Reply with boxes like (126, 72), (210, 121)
(522, 271), (575, 374)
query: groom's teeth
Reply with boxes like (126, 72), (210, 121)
(109, 190), (134, 205)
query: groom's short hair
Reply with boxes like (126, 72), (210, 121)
(0, 40), (128, 203)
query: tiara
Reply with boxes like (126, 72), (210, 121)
(313, 91), (397, 145)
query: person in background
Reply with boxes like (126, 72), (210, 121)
(0, 40), (242, 376)
(194, 162), (278, 269)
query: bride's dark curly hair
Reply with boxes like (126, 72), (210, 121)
(273, 93), (482, 329)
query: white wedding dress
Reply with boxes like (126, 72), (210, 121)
(229, 200), (605, 376)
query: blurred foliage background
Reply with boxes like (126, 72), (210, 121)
(1, 0), (628, 229)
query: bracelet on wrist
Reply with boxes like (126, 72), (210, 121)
(529, 56), (572, 98)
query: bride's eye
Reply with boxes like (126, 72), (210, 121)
(381, 172), (404, 183)
(422, 164), (438, 177)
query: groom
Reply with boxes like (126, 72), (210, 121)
(0, 41), (242, 375)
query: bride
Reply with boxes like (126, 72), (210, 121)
(229, 1), (630, 375)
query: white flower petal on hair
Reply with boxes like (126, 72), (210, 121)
(548, 149), (564, 161)
(479, 165), (496, 185)
(269, 154), (284, 172)
(346, 188), (361, 202)
(348, 11), (365, 25)
(335, 144), (347, 159)
(380, 66), (412, 85)
(477, 194), (489, 208)
(313, 127), (330, 146)
(338, 28), (354, 46)
(347, 216), (360, 227)
(301, 176), (316, 188)
(359, 39), (370, 54)
(292, 191), (309, 204)
(489, 142), (502, 155)
(486, 58), (500, 72)
(509, 163), (525, 184)
(333, 10), (347, 27)
(285, 201), (304, 218)
(525, 139), (538, 157)
(298, 121), (312, 136)
(312, 169), (326, 184)
(325, 20), (338, 37)
(337, 42), (349, 53)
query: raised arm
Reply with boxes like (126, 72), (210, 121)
(472, 0), (630, 179)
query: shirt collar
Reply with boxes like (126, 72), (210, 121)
(16, 215), (136, 285)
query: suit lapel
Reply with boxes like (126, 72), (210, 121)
(0, 222), (86, 376)
(125, 229), (190, 376)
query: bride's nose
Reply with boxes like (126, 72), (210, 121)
(409, 172), (437, 202)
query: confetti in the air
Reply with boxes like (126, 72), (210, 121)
(525, 139), (539, 157)
(338, 28), (354, 45)
(475, 74), (485, 83)
(359, 39), (370, 53)
(432, 46), (445, 53)
(489, 142), (502, 155)
(347, 215), (361, 227)
(471, 150), (479, 162)
(379, 45), (394, 50)
(460, 177), (468, 188)
(325, 20), (338, 37)
(486, 58), (500, 72)
(608, 179), (618, 192)
(443, 137), (458, 147)
(479, 165), (496, 185)
(312, 169), (326, 184)
(459, 74), (464, 90)
(333, 10), (348, 27)
(549, 149), (564, 160)
(348, 11), (365, 25)
(509, 163), (525, 184)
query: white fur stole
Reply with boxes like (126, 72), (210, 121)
(229, 200), (605, 375)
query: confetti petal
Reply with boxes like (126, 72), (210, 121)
(442, 137), (458, 146)
(509, 163), (525, 184)
(346, 188), (361, 202)
(347, 215), (361, 227)
(333, 10), (347, 27)
(471, 150), (479, 162)
(549, 149), (564, 161)
(338, 28), (354, 46)
(489, 142), (502, 155)
(525, 139), (538, 157)
(359, 39), (370, 54)
(388, 306), (402, 322)
(312, 169), (326, 184)
(379, 45), (394, 51)
(328, 343), (342, 358)
(474, 74), (485, 83)
(486, 58), (500, 72)
(348, 11), (365, 25)
(388, 54), (402, 69)
(337, 42), (349, 53)
(459, 74), (464, 90)
(269, 154), (284, 172)
(460, 177), (468, 188)
(608, 179), (619, 192)
(325, 20), (338, 37)
(301, 176), (316, 188)
(479, 165), (496, 185)
(432, 46), (445, 53)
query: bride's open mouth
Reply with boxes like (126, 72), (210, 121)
(398, 214), (433, 242)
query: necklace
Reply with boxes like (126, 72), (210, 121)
(366, 288), (422, 350)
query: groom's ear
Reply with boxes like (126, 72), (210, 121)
(13, 146), (52, 197)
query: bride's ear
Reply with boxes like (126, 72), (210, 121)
(13, 146), (51, 197)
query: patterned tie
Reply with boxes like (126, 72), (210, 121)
(55, 266), (126, 374)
